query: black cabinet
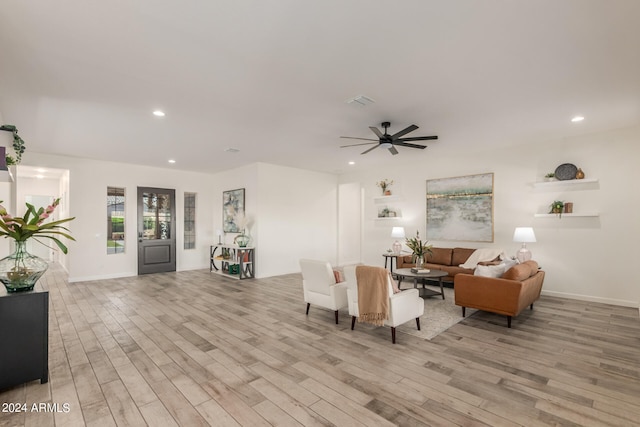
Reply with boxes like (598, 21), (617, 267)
(0, 284), (49, 390)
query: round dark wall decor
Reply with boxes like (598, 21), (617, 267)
(554, 163), (578, 180)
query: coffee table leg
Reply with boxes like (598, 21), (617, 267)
(439, 277), (445, 300)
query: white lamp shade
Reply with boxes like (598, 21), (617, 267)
(391, 227), (405, 238)
(513, 227), (536, 243)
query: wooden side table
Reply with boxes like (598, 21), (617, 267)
(382, 253), (403, 273)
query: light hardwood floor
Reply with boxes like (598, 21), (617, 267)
(1, 265), (639, 426)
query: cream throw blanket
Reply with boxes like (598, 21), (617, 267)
(355, 266), (389, 326)
(459, 248), (503, 269)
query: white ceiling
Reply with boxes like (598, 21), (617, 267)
(1, 1), (639, 175)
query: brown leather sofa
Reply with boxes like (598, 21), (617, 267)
(454, 260), (545, 328)
(396, 247), (497, 282)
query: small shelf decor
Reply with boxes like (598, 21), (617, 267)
(376, 179), (394, 196)
(549, 200), (564, 217)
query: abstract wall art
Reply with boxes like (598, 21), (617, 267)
(426, 173), (494, 242)
(223, 188), (245, 233)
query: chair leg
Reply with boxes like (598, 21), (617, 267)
(351, 316), (356, 330)
(391, 327), (396, 344)
(305, 303), (310, 315)
(530, 303), (534, 310)
(507, 316), (512, 328)
(334, 310), (339, 324)
(462, 307), (466, 317)
(416, 318), (421, 331)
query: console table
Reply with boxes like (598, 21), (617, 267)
(210, 244), (255, 280)
(0, 283), (49, 390)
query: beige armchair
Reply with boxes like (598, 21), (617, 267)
(299, 259), (348, 324)
(343, 265), (424, 344)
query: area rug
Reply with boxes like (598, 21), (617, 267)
(395, 284), (477, 340)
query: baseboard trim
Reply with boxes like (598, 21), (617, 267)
(541, 289), (639, 309)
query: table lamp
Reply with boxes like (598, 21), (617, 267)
(391, 226), (405, 254)
(513, 227), (536, 262)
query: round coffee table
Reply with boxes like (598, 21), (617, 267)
(394, 268), (448, 299)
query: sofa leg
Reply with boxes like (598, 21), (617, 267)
(391, 327), (396, 344)
(306, 303), (310, 315)
(334, 310), (339, 324)
(507, 316), (512, 328)
(351, 316), (356, 330)
(530, 303), (534, 310)
(462, 307), (466, 317)
(416, 318), (421, 331)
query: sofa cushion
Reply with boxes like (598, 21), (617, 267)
(426, 248), (453, 266)
(503, 262), (538, 281)
(474, 264), (507, 278)
(452, 248), (476, 266)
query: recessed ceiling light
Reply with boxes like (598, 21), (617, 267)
(168, 159), (176, 164)
(153, 110), (166, 117)
(571, 116), (584, 122)
(348, 161), (355, 165)
(224, 148), (240, 153)
(346, 95), (375, 107)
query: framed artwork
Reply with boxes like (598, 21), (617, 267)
(223, 188), (245, 233)
(426, 173), (494, 242)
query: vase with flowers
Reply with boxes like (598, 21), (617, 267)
(405, 230), (432, 269)
(376, 179), (394, 196)
(0, 198), (75, 292)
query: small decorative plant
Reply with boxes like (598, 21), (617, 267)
(376, 179), (394, 195)
(549, 200), (564, 217)
(0, 125), (26, 166)
(405, 230), (432, 261)
(544, 172), (555, 181)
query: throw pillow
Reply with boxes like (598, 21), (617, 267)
(333, 269), (343, 283)
(474, 264), (507, 278)
(502, 264), (531, 281)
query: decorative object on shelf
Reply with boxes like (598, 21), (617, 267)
(376, 179), (394, 195)
(222, 188), (245, 232)
(378, 206), (390, 218)
(554, 163), (578, 181)
(575, 168), (585, 179)
(216, 229), (223, 244)
(234, 233), (250, 247)
(564, 202), (573, 214)
(549, 200), (564, 217)
(405, 230), (432, 269)
(426, 172), (494, 242)
(513, 227), (536, 263)
(390, 226), (405, 254)
(544, 173), (556, 182)
(0, 198), (75, 292)
(0, 124), (26, 166)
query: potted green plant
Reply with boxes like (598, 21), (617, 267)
(544, 173), (556, 182)
(405, 230), (432, 269)
(549, 200), (564, 217)
(0, 125), (26, 166)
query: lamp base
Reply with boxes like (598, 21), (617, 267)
(516, 245), (532, 263)
(392, 240), (402, 255)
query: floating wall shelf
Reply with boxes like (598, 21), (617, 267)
(533, 178), (598, 190)
(534, 212), (599, 218)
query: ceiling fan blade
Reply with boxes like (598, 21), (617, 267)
(361, 144), (380, 155)
(397, 135), (438, 142)
(393, 142), (427, 149)
(340, 136), (378, 141)
(369, 126), (384, 138)
(340, 142), (378, 148)
(388, 146), (399, 155)
(390, 124), (418, 140)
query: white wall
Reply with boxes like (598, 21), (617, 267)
(211, 162), (338, 278)
(339, 125), (640, 308)
(24, 153), (215, 282)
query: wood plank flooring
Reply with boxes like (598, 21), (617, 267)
(1, 265), (639, 426)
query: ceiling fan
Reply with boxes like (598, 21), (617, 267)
(340, 121), (438, 155)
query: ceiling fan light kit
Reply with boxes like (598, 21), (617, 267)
(340, 121), (438, 155)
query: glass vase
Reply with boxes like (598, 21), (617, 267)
(235, 234), (250, 248)
(0, 241), (49, 293)
(415, 255), (425, 270)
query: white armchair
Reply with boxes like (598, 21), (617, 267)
(343, 265), (424, 343)
(299, 259), (348, 324)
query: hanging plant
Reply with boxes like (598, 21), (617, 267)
(0, 124), (26, 165)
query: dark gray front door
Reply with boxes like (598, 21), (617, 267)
(138, 187), (176, 274)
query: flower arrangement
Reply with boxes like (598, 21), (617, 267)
(376, 179), (393, 194)
(405, 230), (432, 260)
(0, 124), (26, 165)
(0, 198), (75, 253)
